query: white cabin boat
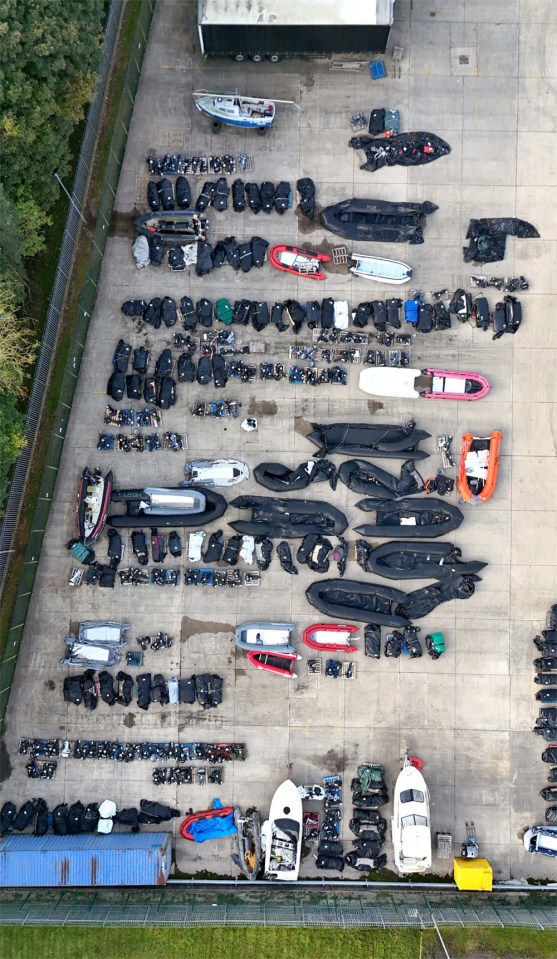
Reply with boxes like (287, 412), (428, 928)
(261, 779), (303, 881)
(349, 253), (412, 284)
(193, 92), (275, 129)
(391, 760), (432, 876)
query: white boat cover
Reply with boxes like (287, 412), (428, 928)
(79, 623), (128, 644)
(432, 375), (465, 394)
(310, 629), (352, 645)
(465, 449), (489, 480)
(132, 235), (150, 269)
(359, 367), (421, 398)
(334, 301), (349, 329)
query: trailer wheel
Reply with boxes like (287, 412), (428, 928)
(211, 120), (222, 134)
(250, 53), (263, 62)
(233, 53), (246, 62)
(257, 126), (267, 136)
(267, 54), (283, 63)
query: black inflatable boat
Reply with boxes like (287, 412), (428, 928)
(354, 498), (463, 538)
(229, 495), (348, 538)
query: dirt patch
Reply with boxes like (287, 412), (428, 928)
(235, 668), (246, 677)
(109, 209), (134, 238)
(367, 399), (384, 414)
(294, 416), (313, 438)
(44, 679), (56, 691)
(123, 712), (135, 728)
(181, 616), (234, 640)
(159, 712), (168, 724)
(246, 397), (277, 416)
(319, 749), (345, 772)
(295, 203), (323, 236)
(69, 621), (79, 637)
(0, 738), (12, 782)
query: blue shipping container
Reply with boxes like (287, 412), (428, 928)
(0, 833), (172, 886)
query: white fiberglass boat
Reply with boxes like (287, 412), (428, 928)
(193, 92), (275, 130)
(349, 253), (412, 284)
(391, 759), (432, 876)
(261, 779), (303, 881)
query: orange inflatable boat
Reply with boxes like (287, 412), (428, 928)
(457, 432), (502, 504)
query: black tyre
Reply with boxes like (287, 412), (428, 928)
(211, 120), (222, 134)
(233, 53), (246, 62)
(250, 53), (263, 62)
(268, 54), (283, 63)
(257, 126), (267, 136)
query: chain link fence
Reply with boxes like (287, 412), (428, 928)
(0, 887), (554, 928)
(0, 0), (155, 729)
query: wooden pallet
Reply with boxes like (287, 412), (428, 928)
(331, 246), (348, 265)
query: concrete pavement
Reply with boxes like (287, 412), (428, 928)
(1, 0), (556, 882)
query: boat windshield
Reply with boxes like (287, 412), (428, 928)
(400, 789), (425, 803)
(402, 814), (428, 827)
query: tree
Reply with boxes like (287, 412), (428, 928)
(0, 0), (104, 229)
(0, 391), (26, 513)
(0, 273), (38, 397)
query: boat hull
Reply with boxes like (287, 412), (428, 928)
(303, 624), (358, 652)
(424, 368), (491, 401)
(391, 762), (432, 876)
(358, 367), (491, 400)
(235, 622), (296, 654)
(263, 780), (303, 880)
(247, 650), (300, 678)
(269, 245), (330, 280)
(321, 198), (438, 244)
(233, 808), (262, 879)
(349, 253), (412, 284)
(133, 210), (205, 241)
(457, 432), (502, 504)
(77, 468), (113, 547)
(108, 487), (227, 528)
(194, 94), (275, 129)
(354, 497), (464, 538)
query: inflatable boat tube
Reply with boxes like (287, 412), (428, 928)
(254, 460), (336, 492)
(306, 422), (430, 460)
(337, 459), (423, 500)
(362, 541), (486, 580)
(108, 487), (227, 528)
(307, 575), (479, 625)
(306, 579), (410, 628)
(229, 495), (348, 538)
(354, 498), (463, 538)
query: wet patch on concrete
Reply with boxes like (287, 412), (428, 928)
(247, 397), (277, 416)
(320, 748), (345, 772)
(159, 712), (168, 724)
(295, 203), (323, 235)
(45, 679), (56, 691)
(367, 399), (384, 414)
(109, 209), (135, 238)
(294, 416), (313, 437)
(0, 738), (12, 782)
(123, 713), (135, 728)
(182, 617), (234, 640)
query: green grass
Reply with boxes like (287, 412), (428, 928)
(0, 926), (554, 959)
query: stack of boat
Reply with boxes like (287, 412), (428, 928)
(234, 622), (300, 678)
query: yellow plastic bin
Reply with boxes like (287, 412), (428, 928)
(453, 857), (493, 891)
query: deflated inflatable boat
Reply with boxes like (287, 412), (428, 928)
(229, 495), (348, 538)
(354, 497), (463, 538)
(306, 576), (479, 626)
(306, 422), (430, 460)
(359, 541), (486, 580)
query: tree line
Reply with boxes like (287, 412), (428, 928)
(0, 0), (105, 510)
